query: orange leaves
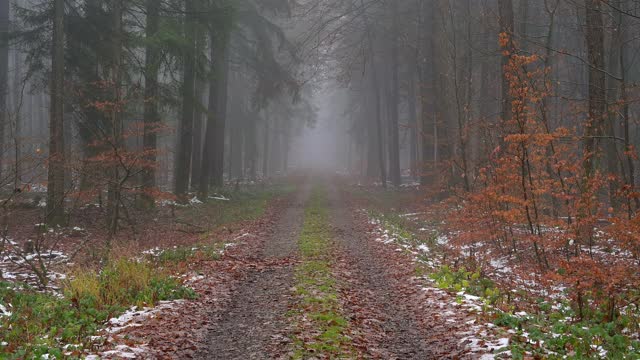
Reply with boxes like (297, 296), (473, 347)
(498, 32), (510, 49)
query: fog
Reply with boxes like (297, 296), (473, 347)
(2, 2), (640, 358)
(1, 0), (639, 207)
(290, 85), (350, 173)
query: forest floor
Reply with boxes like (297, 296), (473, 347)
(87, 175), (507, 359)
(1, 174), (513, 359)
(3, 174), (638, 359)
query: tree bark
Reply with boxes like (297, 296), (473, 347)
(107, 0), (123, 236)
(361, 0), (386, 188)
(0, 0), (7, 182)
(140, 0), (160, 207)
(388, 0), (401, 186)
(191, 77), (205, 189)
(46, 0), (65, 225)
(175, 0), (197, 200)
(407, 71), (418, 180)
(262, 112), (269, 178)
(498, 0), (515, 128)
(211, 32), (229, 188)
(583, 0), (605, 179)
(229, 111), (243, 179)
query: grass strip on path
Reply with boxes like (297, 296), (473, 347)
(290, 185), (355, 359)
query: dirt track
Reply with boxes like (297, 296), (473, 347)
(197, 183), (310, 360)
(197, 177), (471, 359)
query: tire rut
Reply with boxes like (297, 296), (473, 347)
(198, 183), (310, 360)
(326, 182), (435, 359)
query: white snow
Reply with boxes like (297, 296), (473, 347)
(100, 344), (148, 359)
(0, 303), (12, 317)
(210, 194), (230, 201)
(104, 301), (184, 334)
(366, 211), (507, 358)
(400, 212), (423, 218)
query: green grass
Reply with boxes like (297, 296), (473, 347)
(179, 184), (295, 226)
(290, 186), (355, 359)
(154, 243), (224, 264)
(0, 259), (195, 359)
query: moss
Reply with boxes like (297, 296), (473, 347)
(289, 185), (355, 359)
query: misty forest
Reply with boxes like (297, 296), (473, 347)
(2, 0), (640, 358)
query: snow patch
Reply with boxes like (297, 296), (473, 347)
(104, 301), (185, 334)
(0, 303), (12, 317)
(209, 194), (230, 201)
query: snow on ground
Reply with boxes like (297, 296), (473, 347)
(210, 194), (231, 201)
(85, 300), (186, 358)
(1, 239), (70, 291)
(86, 344), (149, 360)
(104, 301), (185, 334)
(399, 212), (424, 219)
(365, 211), (510, 358)
(0, 303), (11, 317)
(89, 238), (238, 358)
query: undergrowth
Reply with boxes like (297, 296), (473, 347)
(290, 186), (354, 359)
(0, 258), (195, 359)
(368, 205), (640, 359)
(153, 243), (224, 264)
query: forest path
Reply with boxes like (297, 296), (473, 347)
(325, 182), (436, 359)
(197, 181), (311, 360)
(197, 176), (467, 359)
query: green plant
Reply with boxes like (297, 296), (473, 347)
(65, 258), (195, 310)
(0, 258), (195, 358)
(154, 243), (223, 264)
(289, 186), (355, 359)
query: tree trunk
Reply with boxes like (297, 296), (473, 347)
(418, 0), (430, 185)
(262, 112), (269, 178)
(388, 0), (401, 186)
(604, 3), (621, 209)
(46, 0), (65, 225)
(229, 113), (243, 179)
(583, 0), (605, 179)
(407, 72), (418, 180)
(615, 1), (640, 212)
(361, 0), (386, 188)
(0, 0), (7, 182)
(211, 32), (229, 188)
(174, 0), (197, 200)
(282, 119), (290, 173)
(200, 27), (219, 198)
(498, 0), (515, 128)
(140, 0), (160, 208)
(107, 0), (123, 236)
(245, 113), (257, 180)
(12, 34), (22, 186)
(365, 92), (378, 178)
(191, 77), (205, 189)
